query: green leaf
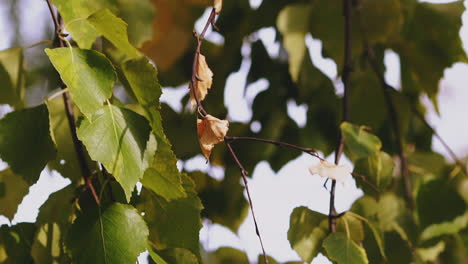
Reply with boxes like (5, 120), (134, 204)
(116, 0), (155, 47)
(340, 122), (382, 161)
(45, 48), (116, 119)
(120, 58), (186, 201)
(417, 241), (446, 262)
(207, 247), (249, 264)
(67, 203), (149, 264)
(277, 3), (311, 81)
(142, 175), (203, 260)
(157, 248), (198, 264)
(323, 232), (369, 264)
(121, 56), (162, 108)
(287, 206), (328, 262)
(142, 167), (185, 202)
(0, 169), (29, 220)
(51, 0), (117, 48)
(46, 97), (87, 182)
(0, 104), (56, 184)
(420, 212), (468, 241)
(0, 223), (36, 264)
(189, 170), (248, 232)
(384, 231), (413, 264)
(147, 246), (169, 264)
(31, 222), (71, 264)
(336, 213), (364, 244)
(0, 47), (24, 109)
(353, 151), (394, 195)
(77, 105), (155, 201)
(417, 179), (466, 229)
(36, 185), (76, 228)
(397, 1), (467, 103)
(87, 9), (139, 58)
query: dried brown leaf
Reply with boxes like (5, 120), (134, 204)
(190, 54), (213, 108)
(214, 0), (222, 13)
(197, 114), (229, 159)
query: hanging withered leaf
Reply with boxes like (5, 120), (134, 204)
(190, 54), (213, 108)
(309, 160), (351, 184)
(214, 0), (222, 13)
(197, 115), (229, 159)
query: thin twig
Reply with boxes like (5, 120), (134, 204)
(190, 8), (217, 117)
(225, 136), (324, 161)
(411, 106), (467, 176)
(329, 0), (353, 233)
(226, 142), (268, 264)
(188, 9), (267, 262)
(46, 0), (100, 206)
(365, 46), (414, 209)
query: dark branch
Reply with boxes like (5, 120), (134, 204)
(224, 136), (324, 161)
(329, 0), (353, 233)
(226, 143), (269, 264)
(46, 0), (100, 206)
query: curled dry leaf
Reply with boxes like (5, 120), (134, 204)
(190, 54), (213, 108)
(214, 0), (222, 13)
(197, 114), (229, 159)
(309, 160), (351, 184)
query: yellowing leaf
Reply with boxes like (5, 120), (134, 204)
(214, 0), (222, 13)
(197, 114), (228, 159)
(190, 54), (213, 108)
(309, 160), (351, 183)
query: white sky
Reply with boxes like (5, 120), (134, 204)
(0, 0), (467, 263)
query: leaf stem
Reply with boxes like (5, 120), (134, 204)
(225, 142), (269, 264)
(46, 0), (100, 206)
(224, 136), (324, 161)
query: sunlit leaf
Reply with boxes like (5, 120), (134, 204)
(0, 223), (36, 263)
(417, 241), (446, 262)
(397, 1), (467, 105)
(157, 248), (198, 264)
(353, 151), (394, 195)
(121, 57), (186, 201)
(277, 3), (311, 81)
(340, 122), (382, 161)
(87, 8), (139, 58)
(0, 169), (29, 220)
(142, 175), (203, 260)
(207, 247), (249, 263)
(287, 206), (328, 262)
(77, 105), (156, 201)
(0, 48), (24, 109)
(0, 104), (56, 184)
(46, 97), (90, 182)
(45, 48), (116, 119)
(420, 212), (468, 241)
(68, 203), (148, 264)
(323, 232), (368, 264)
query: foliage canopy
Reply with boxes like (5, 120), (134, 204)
(0, 0), (467, 263)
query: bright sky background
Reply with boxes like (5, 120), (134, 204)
(0, 0), (467, 263)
